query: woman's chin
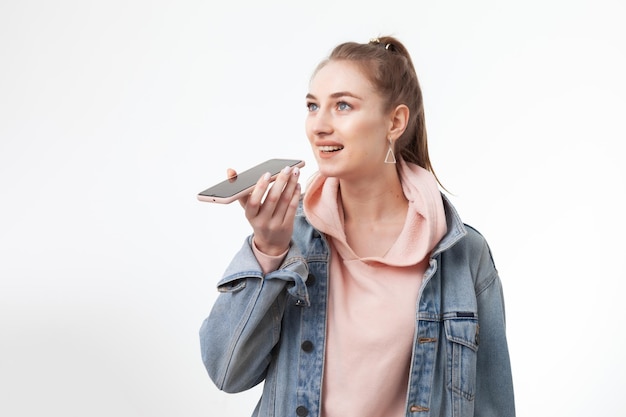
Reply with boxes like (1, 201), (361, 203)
(315, 163), (342, 178)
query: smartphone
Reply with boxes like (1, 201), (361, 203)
(197, 158), (305, 204)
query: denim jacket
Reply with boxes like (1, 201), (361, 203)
(200, 196), (515, 417)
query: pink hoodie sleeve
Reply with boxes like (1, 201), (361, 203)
(251, 240), (289, 274)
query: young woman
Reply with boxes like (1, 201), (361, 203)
(200, 36), (515, 417)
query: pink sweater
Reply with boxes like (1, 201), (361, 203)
(254, 161), (447, 417)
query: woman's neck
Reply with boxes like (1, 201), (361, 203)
(339, 169), (407, 225)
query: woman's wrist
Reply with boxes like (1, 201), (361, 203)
(252, 236), (290, 257)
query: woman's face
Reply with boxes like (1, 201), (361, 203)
(305, 60), (391, 181)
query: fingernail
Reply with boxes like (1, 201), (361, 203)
(293, 167), (300, 176)
(263, 172), (271, 181)
(282, 166), (292, 174)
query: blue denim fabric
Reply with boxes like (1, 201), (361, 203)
(200, 196), (515, 417)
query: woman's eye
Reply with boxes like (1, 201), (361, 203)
(337, 101), (351, 111)
(306, 102), (319, 112)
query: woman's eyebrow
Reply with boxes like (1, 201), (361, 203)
(305, 91), (363, 100)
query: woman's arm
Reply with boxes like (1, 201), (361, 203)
(470, 230), (516, 416)
(199, 237), (308, 393)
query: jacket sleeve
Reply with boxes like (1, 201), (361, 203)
(470, 229), (516, 417)
(199, 236), (309, 393)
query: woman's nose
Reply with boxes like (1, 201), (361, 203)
(308, 110), (332, 136)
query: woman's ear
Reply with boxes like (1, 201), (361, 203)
(388, 104), (409, 140)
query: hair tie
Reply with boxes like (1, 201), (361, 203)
(369, 38), (395, 51)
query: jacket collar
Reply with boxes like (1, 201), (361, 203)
(430, 194), (467, 257)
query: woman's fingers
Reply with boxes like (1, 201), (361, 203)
(245, 171), (272, 218)
(227, 165), (300, 214)
(270, 166), (301, 223)
(244, 165), (301, 255)
(284, 182), (301, 223)
(255, 166), (299, 220)
(226, 168), (238, 182)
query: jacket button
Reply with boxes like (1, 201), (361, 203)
(306, 273), (316, 287)
(296, 406), (309, 416)
(301, 340), (314, 352)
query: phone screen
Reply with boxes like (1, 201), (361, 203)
(197, 158), (304, 203)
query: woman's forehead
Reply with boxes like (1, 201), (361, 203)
(309, 60), (376, 97)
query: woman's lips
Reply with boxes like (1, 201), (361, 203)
(318, 145), (344, 153)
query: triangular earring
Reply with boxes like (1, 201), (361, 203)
(384, 139), (396, 164)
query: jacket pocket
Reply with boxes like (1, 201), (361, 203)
(444, 314), (479, 401)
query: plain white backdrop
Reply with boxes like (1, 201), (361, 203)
(1, 0), (625, 416)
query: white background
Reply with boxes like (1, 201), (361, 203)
(1, 0), (625, 416)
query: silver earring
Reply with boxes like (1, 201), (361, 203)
(384, 138), (396, 164)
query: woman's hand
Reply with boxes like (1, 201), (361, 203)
(226, 166), (301, 256)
